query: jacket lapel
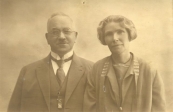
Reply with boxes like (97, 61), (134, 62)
(65, 54), (84, 105)
(122, 54), (139, 105)
(36, 55), (50, 111)
(107, 59), (120, 106)
(121, 72), (134, 105)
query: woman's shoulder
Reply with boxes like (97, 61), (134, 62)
(94, 56), (110, 66)
(134, 55), (158, 73)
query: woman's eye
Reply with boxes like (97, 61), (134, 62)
(117, 30), (124, 34)
(105, 32), (113, 36)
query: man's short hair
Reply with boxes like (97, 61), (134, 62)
(47, 12), (75, 32)
(97, 15), (137, 45)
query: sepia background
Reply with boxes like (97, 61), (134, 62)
(0, 0), (172, 111)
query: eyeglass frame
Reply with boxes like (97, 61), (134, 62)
(48, 28), (76, 37)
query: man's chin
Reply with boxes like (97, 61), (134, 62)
(58, 44), (68, 47)
(55, 48), (71, 54)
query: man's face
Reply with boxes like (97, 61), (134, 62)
(46, 15), (77, 55)
(104, 22), (130, 55)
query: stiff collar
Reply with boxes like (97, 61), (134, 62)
(51, 50), (73, 60)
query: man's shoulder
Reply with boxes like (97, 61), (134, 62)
(76, 56), (94, 69)
(22, 57), (48, 70)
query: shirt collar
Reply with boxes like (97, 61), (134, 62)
(51, 50), (73, 60)
(111, 52), (139, 76)
(112, 54), (132, 67)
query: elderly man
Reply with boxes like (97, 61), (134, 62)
(8, 12), (93, 112)
(84, 15), (166, 112)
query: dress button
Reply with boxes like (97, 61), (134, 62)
(120, 107), (123, 111)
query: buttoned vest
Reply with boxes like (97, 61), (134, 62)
(49, 62), (68, 112)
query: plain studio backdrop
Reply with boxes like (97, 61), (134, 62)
(0, 0), (172, 111)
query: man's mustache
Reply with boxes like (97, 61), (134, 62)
(56, 39), (68, 44)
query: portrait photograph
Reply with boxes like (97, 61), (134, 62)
(0, 0), (172, 112)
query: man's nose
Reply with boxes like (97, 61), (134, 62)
(59, 31), (66, 39)
(113, 33), (119, 41)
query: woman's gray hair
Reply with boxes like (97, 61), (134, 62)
(97, 15), (137, 45)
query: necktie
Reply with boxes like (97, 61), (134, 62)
(51, 56), (73, 86)
(56, 59), (65, 85)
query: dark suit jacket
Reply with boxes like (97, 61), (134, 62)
(84, 53), (166, 112)
(8, 53), (93, 112)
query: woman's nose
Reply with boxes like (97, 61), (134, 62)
(113, 33), (119, 41)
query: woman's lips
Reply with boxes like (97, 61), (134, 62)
(112, 44), (122, 47)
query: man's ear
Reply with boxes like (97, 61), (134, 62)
(45, 33), (49, 44)
(75, 32), (78, 38)
(74, 32), (78, 43)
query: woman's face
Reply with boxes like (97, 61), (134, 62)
(104, 22), (130, 55)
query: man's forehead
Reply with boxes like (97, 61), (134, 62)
(47, 15), (76, 32)
(50, 15), (72, 22)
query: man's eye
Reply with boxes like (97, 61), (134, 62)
(63, 30), (71, 34)
(52, 31), (60, 35)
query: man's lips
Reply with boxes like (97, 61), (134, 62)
(56, 42), (68, 45)
(58, 43), (67, 44)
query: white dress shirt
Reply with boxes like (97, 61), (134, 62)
(51, 50), (73, 76)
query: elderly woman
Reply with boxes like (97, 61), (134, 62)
(84, 15), (166, 112)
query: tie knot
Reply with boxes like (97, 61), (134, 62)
(57, 59), (64, 68)
(51, 55), (73, 68)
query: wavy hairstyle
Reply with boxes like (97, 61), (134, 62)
(97, 15), (137, 45)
